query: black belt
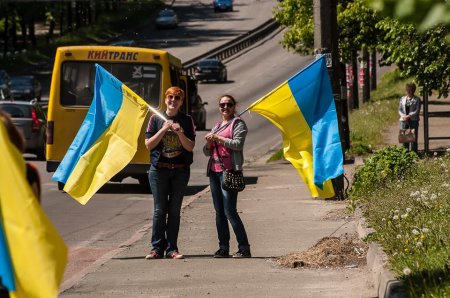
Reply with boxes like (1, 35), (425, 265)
(156, 162), (186, 169)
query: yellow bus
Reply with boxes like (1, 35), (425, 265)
(46, 45), (195, 189)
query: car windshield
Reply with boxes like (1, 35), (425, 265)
(11, 77), (32, 88)
(61, 61), (162, 107)
(198, 60), (219, 67)
(159, 10), (175, 17)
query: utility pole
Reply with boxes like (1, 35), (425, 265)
(313, 0), (350, 200)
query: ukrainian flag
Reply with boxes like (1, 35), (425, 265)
(52, 64), (149, 204)
(0, 121), (67, 298)
(248, 56), (343, 198)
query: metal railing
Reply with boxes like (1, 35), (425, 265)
(182, 18), (280, 76)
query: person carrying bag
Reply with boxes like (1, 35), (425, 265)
(203, 94), (251, 259)
(398, 83), (421, 153)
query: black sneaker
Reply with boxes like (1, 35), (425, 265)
(214, 249), (230, 258)
(233, 250), (251, 258)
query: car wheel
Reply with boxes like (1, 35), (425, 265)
(36, 144), (46, 161)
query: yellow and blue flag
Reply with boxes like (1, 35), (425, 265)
(0, 121), (67, 298)
(52, 64), (149, 204)
(247, 56), (343, 198)
(0, 221), (15, 293)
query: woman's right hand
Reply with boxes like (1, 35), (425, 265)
(162, 120), (174, 132)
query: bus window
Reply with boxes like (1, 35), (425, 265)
(60, 62), (162, 107)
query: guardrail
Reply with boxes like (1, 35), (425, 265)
(182, 18), (280, 76)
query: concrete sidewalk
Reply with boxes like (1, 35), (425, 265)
(59, 154), (375, 298)
(58, 98), (450, 298)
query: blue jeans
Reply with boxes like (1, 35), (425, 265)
(401, 120), (419, 153)
(149, 165), (190, 255)
(209, 171), (250, 252)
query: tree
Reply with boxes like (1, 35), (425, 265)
(377, 19), (450, 97)
(273, 0), (314, 55)
(365, 0), (450, 31)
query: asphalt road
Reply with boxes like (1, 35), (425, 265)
(26, 0), (314, 284)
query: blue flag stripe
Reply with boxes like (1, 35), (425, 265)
(52, 64), (124, 183)
(0, 221), (15, 291)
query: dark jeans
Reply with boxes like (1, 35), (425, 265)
(209, 171), (250, 252)
(149, 165), (190, 255)
(401, 120), (419, 153)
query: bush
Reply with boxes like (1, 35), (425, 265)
(349, 146), (418, 200)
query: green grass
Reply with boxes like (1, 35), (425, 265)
(353, 154), (450, 297)
(347, 69), (409, 155)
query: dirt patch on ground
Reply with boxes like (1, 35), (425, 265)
(276, 233), (368, 269)
(323, 207), (353, 221)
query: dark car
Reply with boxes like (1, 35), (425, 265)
(111, 40), (137, 47)
(155, 8), (178, 29)
(213, 0), (233, 12)
(10, 75), (42, 101)
(194, 59), (227, 83)
(0, 100), (47, 160)
(190, 94), (207, 130)
(0, 69), (13, 100)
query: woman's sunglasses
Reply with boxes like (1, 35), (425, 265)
(167, 94), (182, 101)
(219, 102), (235, 108)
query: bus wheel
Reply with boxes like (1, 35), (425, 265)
(57, 181), (65, 191)
(138, 176), (151, 192)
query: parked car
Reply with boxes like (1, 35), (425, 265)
(0, 100), (47, 160)
(111, 40), (137, 47)
(10, 75), (42, 101)
(155, 8), (178, 29)
(213, 0), (233, 12)
(190, 94), (207, 130)
(0, 69), (13, 100)
(193, 59), (227, 83)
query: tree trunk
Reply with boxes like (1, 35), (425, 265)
(67, 2), (73, 32)
(59, 4), (64, 36)
(11, 14), (18, 51)
(3, 5), (9, 57)
(20, 19), (27, 49)
(370, 50), (377, 91)
(351, 50), (359, 109)
(361, 48), (370, 103)
(28, 17), (36, 47)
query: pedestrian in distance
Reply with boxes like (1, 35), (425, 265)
(144, 87), (196, 260)
(203, 94), (251, 258)
(398, 82), (421, 153)
(0, 110), (41, 202)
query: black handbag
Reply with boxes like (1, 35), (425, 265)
(222, 169), (245, 192)
(214, 142), (245, 192)
(398, 128), (416, 143)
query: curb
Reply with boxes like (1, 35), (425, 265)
(355, 210), (408, 298)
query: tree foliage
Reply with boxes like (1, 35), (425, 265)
(338, 0), (382, 62)
(272, 0), (314, 55)
(377, 19), (450, 97)
(364, 0), (450, 31)
(274, 0), (450, 98)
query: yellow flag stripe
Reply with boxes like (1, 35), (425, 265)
(0, 122), (67, 298)
(64, 84), (148, 204)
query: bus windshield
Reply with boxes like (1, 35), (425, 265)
(61, 62), (161, 107)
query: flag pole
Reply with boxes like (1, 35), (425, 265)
(147, 104), (167, 121)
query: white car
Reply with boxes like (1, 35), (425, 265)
(155, 9), (178, 29)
